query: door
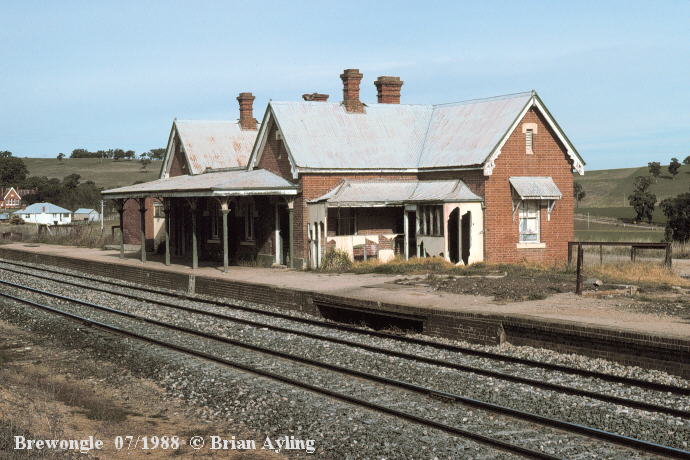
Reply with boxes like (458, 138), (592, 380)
(407, 211), (416, 258)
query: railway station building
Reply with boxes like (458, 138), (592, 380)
(103, 69), (585, 270)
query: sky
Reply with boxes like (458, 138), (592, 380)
(1, 1), (689, 171)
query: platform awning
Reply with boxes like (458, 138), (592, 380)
(102, 169), (298, 199)
(509, 176), (562, 200)
(310, 179), (482, 207)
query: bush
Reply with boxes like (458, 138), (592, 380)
(9, 215), (24, 225)
(319, 249), (352, 272)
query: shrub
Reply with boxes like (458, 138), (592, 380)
(9, 215), (24, 225)
(320, 249), (352, 272)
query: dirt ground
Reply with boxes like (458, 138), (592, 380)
(0, 320), (281, 460)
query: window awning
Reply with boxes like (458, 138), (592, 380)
(509, 177), (562, 200)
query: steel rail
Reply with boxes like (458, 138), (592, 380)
(1, 259), (688, 397)
(0, 291), (558, 460)
(0, 274), (685, 419)
(2, 283), (689, 459)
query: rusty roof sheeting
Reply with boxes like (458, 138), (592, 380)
(509, 176), (562, 199)
(268, 92), (534, 170)
(102, 169), (296, 197)
(310, 179), (481, 206)
(175, 120), (258, 174)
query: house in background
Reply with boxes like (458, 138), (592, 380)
(0, 187), (22, 209)
(104, 69), (584, 270)
(14, 202), (72, 225)
(73, 208), (100, 222)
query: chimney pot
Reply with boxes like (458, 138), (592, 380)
(375, 76), (403, 104)
(340, 68), (364, 113)
(236, 92), (258, 130)
(302, 93), (329, 102)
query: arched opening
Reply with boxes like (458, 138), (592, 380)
(447, 207), (460, 263)
(461, 211), (471, 265)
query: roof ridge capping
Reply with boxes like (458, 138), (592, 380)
(432, 90), (534, 108)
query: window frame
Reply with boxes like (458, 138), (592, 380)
(518, 200), (540, 243)
(335, 207), (356, 236)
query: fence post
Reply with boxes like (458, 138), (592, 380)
(576, 243), (584, 295)
(664, 243), (672, 268)
(631, 246), (636, 262)
(599, 243), (603, 265)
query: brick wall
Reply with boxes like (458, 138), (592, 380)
(122, 197), (155, 250)
(483, 108), (575, 263)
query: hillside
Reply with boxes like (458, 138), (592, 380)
(22, 158), (163, 190)
(575, 163), (690, 208)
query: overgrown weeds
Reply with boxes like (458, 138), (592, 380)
(319, 249), (353, 272)
(586, 262), (690, 288)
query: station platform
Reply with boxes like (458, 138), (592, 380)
(0, 242), (688, 377)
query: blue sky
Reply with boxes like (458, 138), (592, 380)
(1, 1), (688, 171)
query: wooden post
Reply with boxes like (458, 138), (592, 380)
(576, 243), (584, 295)
(186, 198), (198, 269)
(567, 242), (573, 266)
(664, 243), (672, 268)
(631, 246), (636, 263)
(114, 199), (126, 259)
(219, 198), (230, 273)
(403, 210), (409, 260)
(138, 198), (147, 264)
(286, 198), (294, 268)
(163, 199), (171, 266)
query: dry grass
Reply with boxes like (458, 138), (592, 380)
(27, 223), (117, 248)
(586, 262), (690, 288)
(350, 256), (564, 276)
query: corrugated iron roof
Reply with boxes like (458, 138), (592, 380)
(102, 169), (296, 197)
(73, 208), (97, 214)
(509, 176), (562, 199)
(310, 179), (481, 206)
(268, 92), (535, 170)
(175, 120), (258, 174)
(16, 202), (71, 214)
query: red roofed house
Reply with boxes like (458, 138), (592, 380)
(103, 70), (584, 270)
(0, 187), (22, 209)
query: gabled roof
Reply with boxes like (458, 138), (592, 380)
(2, 187), (20, 200)
(15, 202), (71, 214)
(74, 208), (98, 214)
(250, 91), (584, 176)
(166, 120), (259, 176)
(310, 179), (482, 206)
(103, 169), (297, 199)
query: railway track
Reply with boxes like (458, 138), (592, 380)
(1, 266), (689, 458)
(0, 267), (687, 420)
(1, 258), (686, 398)
(0, 289), (687, 459)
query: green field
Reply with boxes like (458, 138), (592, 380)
(22, 158), (163, 189)
(575, 163), (690, 208)
(575, 218), (665, 242)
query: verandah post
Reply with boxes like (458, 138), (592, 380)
(575, 243), (584, 295)
(219, 197), (230, 273)
(286, 198), (295, 269)
(138, 197), (147, 264)
(186, 198), (199, 269)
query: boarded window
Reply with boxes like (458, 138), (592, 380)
(525, 129), (534, 154)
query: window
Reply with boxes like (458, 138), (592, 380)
(418, 205), (444, 236)
(519, 201), (540, 242)
(525, 129), (533, 154)
(336, 208), (356, 236)
(208, 202), (220, 240)
(238, 198), (255, 241)
(153, 202), (164, 218)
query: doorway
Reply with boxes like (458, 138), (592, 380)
(407, 211), (416, 258)
(461, 211), (471, 265)
(447, 208), (460, 263)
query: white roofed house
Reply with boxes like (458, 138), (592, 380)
(72, 208), (100, 222)
(14, 203), (72, 225)
(103, 69), (584, 271)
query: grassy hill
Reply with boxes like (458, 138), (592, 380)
(574, 163), (690, 225)
(22, 158), (163, 190)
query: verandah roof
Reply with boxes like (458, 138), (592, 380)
(509, 176), (562, 200)
(102, 169), (297, 199)
(310, 179), (482, 207)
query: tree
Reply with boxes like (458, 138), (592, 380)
(628, 176), (656, 223)
(573, 182), (586, 208)
(668, 157), (681, 179)
(0, 152), (29, 188)
(140, 152), (151, 170)
(683, 155), (690, 166)
(648, 161), (661, 178)
(148, 148), (166, 160)
(57, 152), (65, 162)
(661, 191), (690, 242)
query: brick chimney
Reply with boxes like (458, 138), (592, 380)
(236, 92), (257, 130)
(302, 93), (329, 102)
(340, 69), (364, 113)
(375, 76), (403, 104)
